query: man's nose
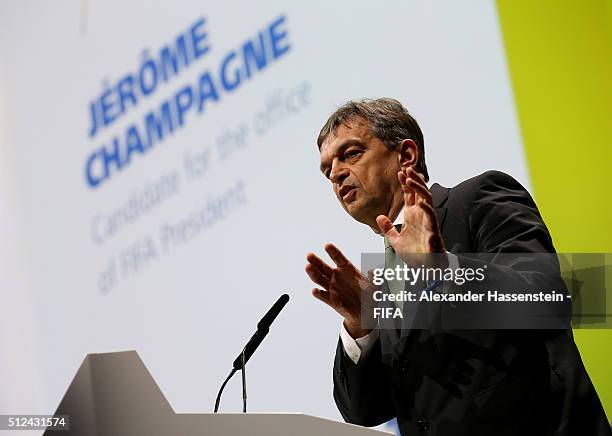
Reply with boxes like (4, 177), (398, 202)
(329, 162), (349, 185)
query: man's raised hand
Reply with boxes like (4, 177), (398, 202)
(376, 167), (446, 264)
(306, 243), (374, 338)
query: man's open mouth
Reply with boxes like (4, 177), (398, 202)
(339, 186), (357, 202)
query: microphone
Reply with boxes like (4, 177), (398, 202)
(214, 293), (290, 413)
(232, 293), (289, 369)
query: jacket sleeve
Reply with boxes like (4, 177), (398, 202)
(333, 337), (395, 427)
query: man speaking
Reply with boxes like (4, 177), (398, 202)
(305, 99), (610, 435)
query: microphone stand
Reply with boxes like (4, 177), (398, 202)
(213, 349), (248, 413)
(213, 294), (289, 413)
(241, 345), (247, 413)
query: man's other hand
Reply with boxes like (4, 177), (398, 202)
(306, 243), (374, 338)
(376, 167), (446, 265)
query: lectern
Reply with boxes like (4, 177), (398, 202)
(43, 351), (392, 435)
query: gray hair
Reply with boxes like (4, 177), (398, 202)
(317, 98), (429, 182)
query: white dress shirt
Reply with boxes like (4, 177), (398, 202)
(339, 207), (459, 364)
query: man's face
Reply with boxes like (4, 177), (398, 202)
(319, 119), (404, 230)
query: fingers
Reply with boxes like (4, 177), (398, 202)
(418, 199), (446, 253)
(324, 243), (350, 267)
(376, 215), (399, 238)
(306, 252), (333, 278)
(305, 245), (352, 289)
(399, 167), (431, 207)
(405, 166), (427, 184)
(407, 179), (432, 204)
(404, 168), (432, 204)
(305, 263), (331, 289)
(311, 288), (332, 306)
(305, 252), (333, 289)
(398, 171), (416, 207)
(417, 199), (438, 228)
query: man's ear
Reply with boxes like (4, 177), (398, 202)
(398, 139), (419, 170)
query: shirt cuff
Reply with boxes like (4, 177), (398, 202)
(339, 322), (379, 364)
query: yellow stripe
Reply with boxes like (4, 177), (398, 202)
(496, 0), (612, 419)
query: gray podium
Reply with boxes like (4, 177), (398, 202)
(44, 351), (392, 436)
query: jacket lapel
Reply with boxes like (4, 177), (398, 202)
(430, 183), (450, 234)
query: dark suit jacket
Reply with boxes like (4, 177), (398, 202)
(333, 171), (610, 436)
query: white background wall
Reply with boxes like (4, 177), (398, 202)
(0, 0), (528, 424)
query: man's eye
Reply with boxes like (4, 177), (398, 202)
(345, 150), (361, 159)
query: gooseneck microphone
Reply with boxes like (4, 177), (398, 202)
(214, 294), (290, 413)
(232, 293), (289, 370)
